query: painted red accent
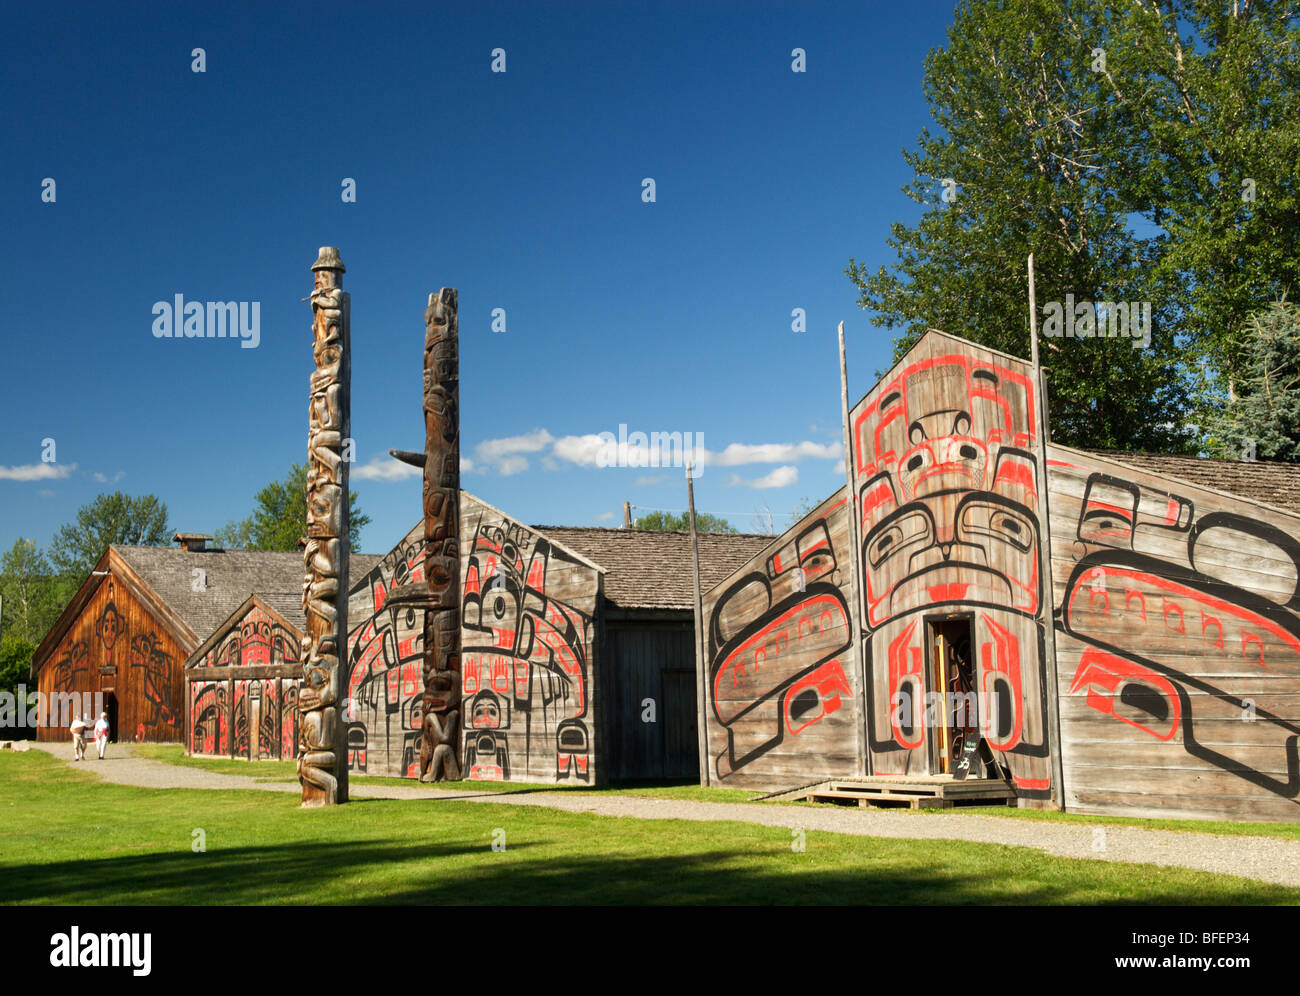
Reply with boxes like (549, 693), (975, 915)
(888, 620), (925, 750)
(1013, 776), (1051, 790)
(928, 583), (969, 602)
(980, 613), (1024, 750)
(772, 553), (783, 573)
(785, 659), (852, 735)
(527, 556), (545, 591)
(1069, 647), (1181, 741)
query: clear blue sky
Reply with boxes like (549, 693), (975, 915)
(0, 0), (957, 558)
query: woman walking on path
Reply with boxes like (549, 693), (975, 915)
(94, 712), (110, 759)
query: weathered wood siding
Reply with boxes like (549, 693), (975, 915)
(36, 568), (188, 744)
(1047, 445), (1300, 821)
(702, 488), (861, 790)
(848, 334), (1054, 801)
(187, 602), (301, 760)
(460, 494), (603, 784)
(603, 621), (698, 782)
(345, 521), (426, 778)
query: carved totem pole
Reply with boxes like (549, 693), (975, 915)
(299, 246), (350, 806)
(419, 288), (462, 781)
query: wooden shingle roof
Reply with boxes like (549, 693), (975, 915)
(112, 545), (385, 638)
(532, 527), (772, 611)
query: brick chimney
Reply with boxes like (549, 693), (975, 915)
(173, 532), (213, 552)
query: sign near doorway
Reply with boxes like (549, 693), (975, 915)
(953, 731), (981, 781)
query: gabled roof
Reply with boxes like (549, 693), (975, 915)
(184, 593), (305, 669)
(32, 544), (385, 677)
(534, 526), (772, 611)
(111, 545), (385, 638)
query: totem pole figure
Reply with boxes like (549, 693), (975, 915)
(420, 287), (462, 781)
(299, 246), (351, 806)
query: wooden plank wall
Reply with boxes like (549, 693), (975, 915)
(848, 333), (1054, 803)
(460, 494), (603, 784)
(702, 488), (861, 790)
(1046, 446), (1300, 821)
(187, 604), (301, 760)
(36, 570), (188, 744)
(345, 520), (427, 778)
(603, 621), (698, 782)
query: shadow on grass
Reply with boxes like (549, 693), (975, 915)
(4, 835), (1291, 906)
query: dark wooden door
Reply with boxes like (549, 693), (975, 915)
(661, 668), (699, 780)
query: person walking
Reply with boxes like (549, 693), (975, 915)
(70, 714), (88, 762)
(93, 712), (110, 760)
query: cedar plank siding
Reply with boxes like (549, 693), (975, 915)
(460, 493), (604, 784)
(36, 554), (190, 744)
(1046, 444), (1300, 822)
(847, 332), (1055, 802)
(186, 598), (302, 761)
(344, 520), (427, 778)
(702, 487), (861, 790)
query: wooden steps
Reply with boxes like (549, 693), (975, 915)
(770, 775), (1015, 810)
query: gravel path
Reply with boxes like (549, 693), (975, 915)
(24, 741), (1300, 888)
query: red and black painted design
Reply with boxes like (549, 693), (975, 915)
(1061, 475), (1300, 801)
(345, 527), (427, 777)
(461, 513), (593, 782)
(852, 348), (1053, 797)
(130, 632), (178, 729)
(706, 494), (857, 781)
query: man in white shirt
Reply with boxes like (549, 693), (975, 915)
(94, 712), (110, 760)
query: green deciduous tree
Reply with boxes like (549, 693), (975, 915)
(49, 492), (171, 580)
(215, 462), (370, 552)
(633, 510), (737, 534)
(0, 539), (71, 645)
(848, 0), (1299, 452)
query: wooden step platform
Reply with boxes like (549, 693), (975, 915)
(769, 775), (1015, 810)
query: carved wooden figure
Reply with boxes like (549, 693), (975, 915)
(299, 247), (350, 806)
(420, 287), (462, 781)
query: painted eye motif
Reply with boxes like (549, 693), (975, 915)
(954, 413), (971, 435)
(909, 423), (926, 445)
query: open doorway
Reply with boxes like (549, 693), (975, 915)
(102, 691), (119, 743)
(926, 618), (982, 777)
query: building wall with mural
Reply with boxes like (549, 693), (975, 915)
(847, 332), (1055, 803)
(702, 488), (860, 790)
(460, 494), (604, 784)
(36, 565), (187, 745)
(344, 521), (427, 778)
(1046, 446), (1300, 821)
(187, 598), (301, 761)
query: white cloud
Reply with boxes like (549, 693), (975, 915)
(473, 429), (555, 474)
(595, 511), (615, 521)
(727, 465), (798, 489)
(833, 457), (846, 475)
(700, 441), (840, 467)
(633, 474), (669, 486)
(351, 454), (421, 481)
(0, 462), (76, 481)
(461, 456), (475, 473)
(39, 489), (55, 497)
(92, 470), (126, 483)
(551, 433), (614, 467)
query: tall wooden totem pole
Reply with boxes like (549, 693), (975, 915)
(419, 288), (462, 782)
(299, 246), (351, 806)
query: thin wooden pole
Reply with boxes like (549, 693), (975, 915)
(1028, 254), (1065, 808)
(686, 463), (710, 786)
(838, 322), (870, 777)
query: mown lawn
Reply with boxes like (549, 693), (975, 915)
(3, 750), (1297, 905)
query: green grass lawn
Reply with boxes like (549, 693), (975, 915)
(3, 750), (1297, 905)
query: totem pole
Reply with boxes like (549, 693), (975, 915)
(299, 246), (350, 806)
(419, 288), (462, 781)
